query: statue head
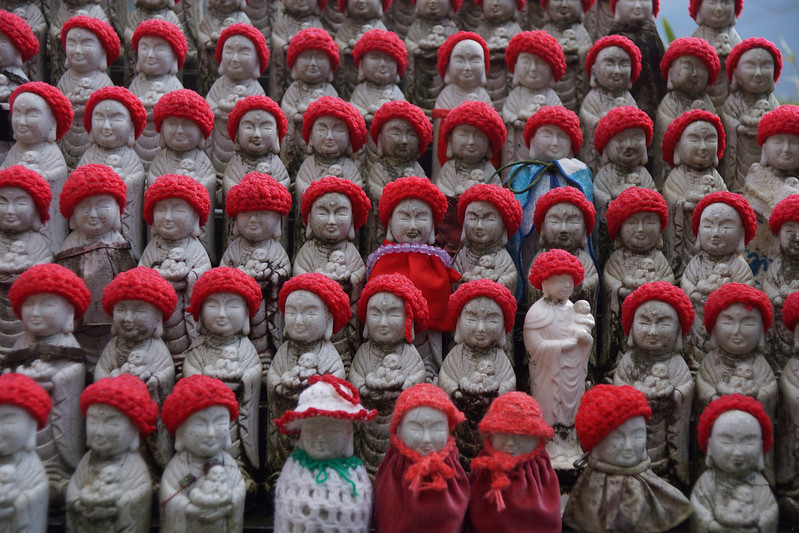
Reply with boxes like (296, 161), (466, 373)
(416, 0), (452, 20)
(529, 249), (584, 304)
(664, 109), (724, 169)
(622, 281), (693, 354)
(0, 166), (52, 233)
(692, 192), (756, 256)
(103, 266), (177, 341)
(154, 89), (214, 151)
(770, 195), (799, 259)
(663, 38), (718, 96)
(606, 188), (667, 253)
(343, 0), (382, 20)
(506, 31), (565, 89)
(11, 91), (59, 144)
(62, 16), (120, 73)
(302, 177), (370, 242)
(729, 39), (780, 94)
(692, 0), (740, 28)
(218, 34), (260, 80)
(279, 273), (351, 342)
(440, 33), (488, 89)
(481, 392), (552, 456)
(449, 279), (515, 347)
(0, 11), (39, 69)
(303, 97), (366, 157)
(143, 174), (211, 239)
(372, 101), (431, 161)
(0, 373), (51, 456)
(132, 20), (187, 76)
(359, 274), (428, 343)
(284, 0), (319, 17)
(60, 164), (127, 239)
(611, 0), (656, 24)
(706, 283), (771, 356)
(227, 172), (292, 242)
(524, 105), (581, 160)
(391, 383), (464, 456)
(189, 267), (262, 337)
(207, 0), (246, 14)
(543, 0), (584, 25)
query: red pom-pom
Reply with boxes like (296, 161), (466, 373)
(479, 391), (553, 439)
(0, 10), (39, 62)
(783, 292), (799, 334)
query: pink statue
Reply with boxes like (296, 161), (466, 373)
(777, 292), (799, 518)
(332, 0), (389, 100)
(690, 0), (743, 108)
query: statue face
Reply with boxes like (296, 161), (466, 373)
(152, 198), (199, 240)
(463, 201), (505, 247)
(378, 118), (419, 161)
(590, 415), (648, 467)
(540, 272), (574, 301)
(514, 52), (553, 90)
(669, 55), (709, 95)
(285, 0), (317, 17)
(707, 410), (763, 477)
(294, 50), (332, 85)
(698, 202), (744, 256)
(237, 109), (279, 156)
(0, 404), (37, 456)
(483, 0), (516, 23)
(457, 296), (504, 349)
(136, 35), (177, 76)
(201, 292), (248, 336)
(365, 291), (407, 344)
(613, 0), (652, 23)
(697, 0), (736, 28)
(162, 116), (204, 152)
(91, 99), (134, 149)
(779, 221), (799, 258)
(605, 127), (647, 167)
(299, 417), (353, 460)
(73, 194), (120, 238)
(309, 192), (353, 242)
(761, 134), (799, 172)
(396, 406), (450, 456)
(446, 40), (485, 90)
(489, 432), (540, 457)
(20, 293), (73, 337)
(712, 302), (763, 355)
(310, 115), (350, 157)
(388, 198), (434, 244)
(220, 35), (259, 80)
(417, 0), (449, 19)
(592, 46), (632, 92)
(65, 27), (106, 73)
(631, 300), (680, 355)
(619, 211), (661, 252)
(546, 0), (581, 25)
(529, 124), (572, 160)
(86, 403), (139, 458)
(284, 290), (331, 343)
(112, 299), (162, 342)
(675, 121), (718, 169)
(733, 48), (774, 94)
(177, 405), (230, 459)
(346, 0), (381, 18)
(449, 123), (490, 164)
(236, 210), (281, 241)
(12, 92), (56, 145)
(361, 50), (398, 85)
(0, 32), (22, 69)
(541, 202), (585, 250)
(0, 186), (39, 233)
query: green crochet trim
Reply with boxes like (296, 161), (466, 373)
(291, 448), (364, 497)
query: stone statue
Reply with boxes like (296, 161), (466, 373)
(123, 0), (184, 82)
(349, 29), (406, 129)
(270, 0), (324, 102)
(540, 0), (592, 112)
(48, 0), (110, 84)
(690, 0), (743, 108)
(475, 0), (521, 110)
(585, 0), (613, 40)
(776, 292), (799, 519)
(197, 0), (251, 95)
(333, 0), (388, 100)
(0, 11), (36, 159)
(381, 0), (415, 39)
(0, 2), (44, 83)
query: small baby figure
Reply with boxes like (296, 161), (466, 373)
(522, 95), (548, 122)
(643, 362), (675, 397)
(0, 464), (19, 511)
(80, 465), (122, 507)
(105, 154), (122, 174)
(718, 363), (758, 397)
(632, 257), (658, 285)
(157, 247), (191, 281)
(464, 169), (487, 190)
(242, 248), (273, 281)
(572, 300), (595, 346)
(720, 484), (759, 529)
(316, 250), (350, 282)
(740, 99), (771, 130)
(1, 240), (31, 273)
(462, 359), (500, 394)
(177, 159), (196, 179)
(466, 255), (496, 282)
(71, 78), (93, 104)
(18, 358), (58, 392)
(560, 29), (579, 55)
(420, 25), (447, 48)
(365, 353), (405, 390)
(286, 352), (319, 387)
(326, 164), (345, 178)
(487, 28), (510, 51)
(141, 81), (165, 107)
(188, 465), (233, 527)
(715, 33), (733, 57)
(221, 85), (249, 113)
(115, 350), (152, 382)
(21, 151), (41, 173)
(0, 74), (11, 101)
(204, 346), (244, 382)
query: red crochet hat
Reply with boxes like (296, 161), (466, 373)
(378, 176), (448, 229)
(523, 106), (582, 154)
(188, 267), (262, 321)
(60, 164), (126, 219)
(704, 283), (772, 334)
(153, 89), (214, 139)
(505, 31), (566, 80)
(80, 375), (159, 437)
(300, 176), (371, 230)
(227, 94), (287, 142)
(215, 23), (269, 74)
(769, 194), (799, 235)
(756, 105), (799, 147)
(528, 249), (585, 290)
(276, 374), (378, 435)
(357, 273), (429, 343)
(593, 106), (653, 156)
(448, 279), (517, 333)
(370, 100), (432, 156)
(439, 101), (506, 168)
(84, 86), (147, 140)
(610, 0), (659, 17)
(458, 183), (522, 238)
(697, 394), (772, 455)
(143, 174), (210, 227)
(782, 291), (799, 333)
(302, 96), (368, 153)
(726, 37), (781, 84)
(8, 263), (91, 320)
(575, 384), (652, 452)
(226, 172), (292, 218)
(533, 186), (596, 235)
(0, 373), (51, 429)
(605, 187), (667, 241)
(286, 27), (339, 71)
(10, 82), (74, 142)
(689, 0), (742, 20)
(279, 272), (351, 334)
(0, 10), (39, 62)
(390, 383), (465, 436)
(131, 19), (188, 70)
(161, 375), (239, 435)
(585, 35), (642, 83)
(352, 29), (407, 76)
(540, 0), (593, 12)
(0, 165), (51, 223)
(691, 191), (756, 245)
(61, 16), (120, 66)
(621, 281), (694, 337)
(101, 266), (178, 320)
(661, 109), (725, 166)
(479, 392), (554, 439)
(437, 31), (490, 81)
(660, 37), (721, 86)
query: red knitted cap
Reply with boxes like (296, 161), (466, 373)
(188, 266), (262, 320)
(80, 375), (159, 437)
(704, 283), (772, 334)
(153, 89), (214, 139)
(0, 373), (51, 429)
(215, 23), (269, 74)
(0, 10), (39, 62)
(606, 187), (667, 241)
(540, 0), (593, 11)
(448, 279), (516, 333)
(528, 248), (585, 290)
(60, 164), (126, 219)
(479, 392), (553, 439)
(279, 272), (352, 334)
(286, 27), (339, 71)
(143, 174), (210, 227)
(660, 37), (721, 86)
(225, 172), (292, 217)
(439, 101), (506, 168)
(0, 165), (52, 223)
(84, 86), (147, 140)
(533, 186), (595, 235)
(357, 273), (429, 343)
(8, 263), (91, 320)
(10, 82), (74, 142)
(691, 191), (756, 245)
(594, 106), (653, 156)
(697, 394), (772, 455)
(769, 194), (799, 235)
(302, 96), (368, 153)
(505, 31), (566, 80)
(437, 31), (490, 81)
(458, 183), (522, 238)
(585, 34), (642, 83)
(227, 94), (287, 142)
(61, 16), (120, 66)
(370, 100), (432, 156)
(610, 0), (659, 17)
(301, 175), (371, 230)
(390, 383), (465, 436)
(352, 29), (407, 76)
(661, 109), (725, 167)
(726, 37), (781, 84)
(621, 281), (693, 337)
(161, 375), (239, 435)
(523, 105), (582, 154)
(689, 0), (742, 20)
(575, 385), (652, 452)
(131, 19), (188, 70)
(378, 176), (447, 229)
(756, 104), (799, 147)
(101, 266), (178, 320)
(783, 291), (799, 333)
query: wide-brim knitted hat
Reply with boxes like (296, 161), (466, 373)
(458, 183), (522, 238)
(302, 96), (367, 153)
(528, 248), (585, 290)
(0, 10), (39, 62)
(585, 34), (642, 83)
(704, 283), (772, 334)
(188, 267), (262, 321)
(660, 37), (721, 86)
(697, 394), (772, 455)
(689, 0), (742, 20)
(478, 391), (553, 440)
(286, 27), (339, 71)
(575, 384), (652, 453)
(727, 37), (781, 83)
(437, 31), (490, 81)
(131, 19), (188, 70)
(532, 186), (595, 235)
(357, 273), (429, 343)
(389, 383), (465, 436)
(352, 29), (407, 76)
(84, 86), (147, 140)
(621, 281), (693, 337)
(225, 172), (292, 218)
(757, 104), (799, 147)
(227, 95), (287, 143)
(505, 31), (566, 80)
(540, 0), (593, 11)
(0, 165), (51, 223)
(691, 191), (756, 245)
(370, 100), (432, 156)
(448, 279), (516, 333)
(161, 375), (239, 435)
(438, 101), (506, 168)
(101, 266), (178, 320)
(279, 272), (351, 334)
(0, 373), (51, 429)
(783, 291), (799, 333)
(523, 105), (582, 154)
(9, 263), (91, 320)
(610, 0), (659, 17)
(606, 186), (667, 241)
(153, 89), (214, 139)
(61, 16), (120, 66)
(80, 375), (159, 437)
(301, 176), (371, 230)
(661, 109), (725, 166)
(60, 164), (126, 220)
(769, 194), (799, 235)
(215, 23), (269, 74)
(10, 82), (74, 142)
(594, 106), (653, 157)
(143, 174), (210, 227)
(378, 176), (447, 229)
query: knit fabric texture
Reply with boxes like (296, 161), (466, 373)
(660, 37), (721, 86)
(438, 100), (506, 168)
(279, 272), (352, 334)
(528, 249), (585, 290)
(448, 279), (517, 333)
(287, 27), (340, 71)
(357, 273), (429, 342)
(478, 391), (554, 439)
(389, 383), (465, 436)
(458, 183), (523, 238)
(610, 0), (659, 17)
(0, 165), (52, 223)
(621, 281), (694, 337)
(131, 19), (188, 70)
(437, 31), (490, 81)
(370, 100), (432, 155)
(605, 187), (667, 241)
(593, 106), (653, 156)
(153, 89), (214, 138)
(689, 0), (742, 19)
(302, 96), (368, 153)
(225, 172), (292, 217)
(585, 35), (642, 83)
(532, 185), (596, 235)
(80, 375), (159, 436)
(726, 37), (781, 83)
(215, 23), (269, 74)
(0, 373), (51, 429)
(704, 283), (772, 334)
(188, 266), (263, 320)
(9, 263), (91, 320)
(783, 291), (799, 333)
(505, 31), (566, 80)
(691, 191), (756, 245)
(378, 176), (448, 229)
(60, 164), (127, 219)
(574, 384), (652, 453)
(10, 82), (74, 142)
(161, 375), (239, 435)
(301, 175), (371, 230)
(61, 16), (120, 66)
(769, 194), (799, 235)
(143, 174), (210, 227)
(523, 106), (582, 154)
(101, 266), (178, 320)
(756, 104), (799, 146)
(227, 94), (288, 142)
(661, 109), (725, 167)
(697, 394), (772, 455)
(84, 86), (147, 139)
(0, 10), (39, 62)
(540, 0), (593, 11)
(352, 29), (407, 76)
